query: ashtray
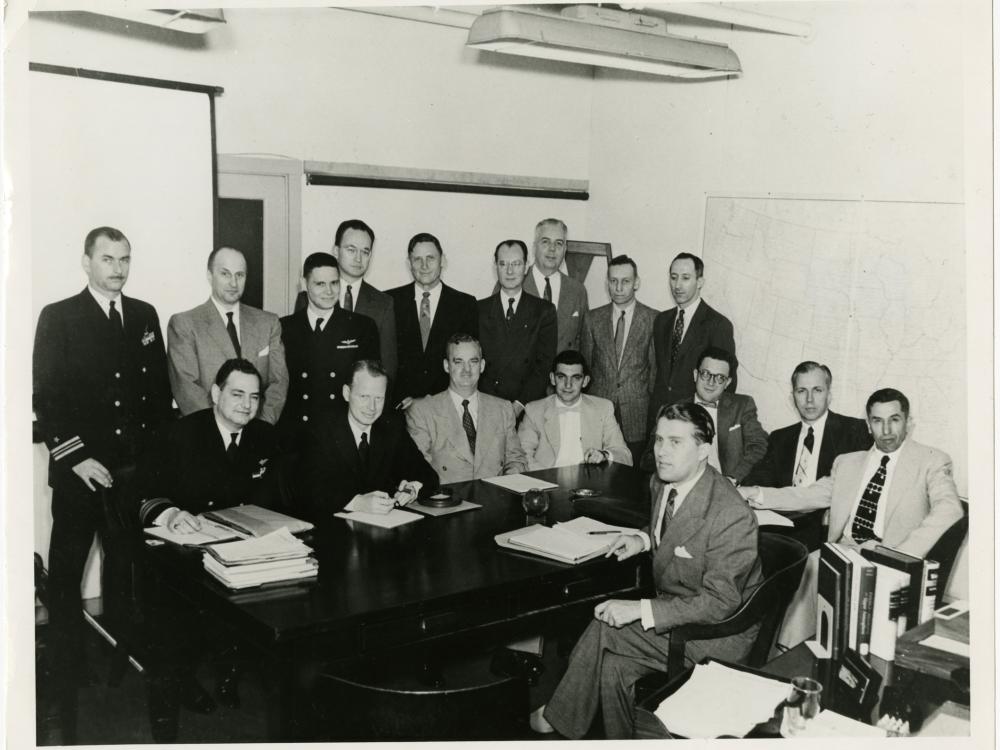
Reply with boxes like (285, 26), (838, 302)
(419, 489), (460, 508)
(571, 488), (600, 498)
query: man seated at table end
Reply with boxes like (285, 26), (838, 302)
(531, 401), (763, 739)
(517, 349), (632, 470)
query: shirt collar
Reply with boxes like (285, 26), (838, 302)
(414, 282), (442, 302)
(612, 299), (636, 316)
(801, 410), (830, 432)
(347, 412), (374, 444)
(214, 412), (243, 447)
(556, 395), (582, 410)
(667, 465), (707, 511)
(677, 296), (702, 318)
(87, 285), (122, 315)
(210, 296), (239, 320)
(499, 288), (522, 308)
(532, 265), (559, 290)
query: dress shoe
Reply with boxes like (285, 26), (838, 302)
(530, 705), (556, 734)
(215, 666), (241, 710)
(177, 674), (216, 714)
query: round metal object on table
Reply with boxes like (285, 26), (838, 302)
(571, 488), (600, 498)
(419, 489), (460, 508)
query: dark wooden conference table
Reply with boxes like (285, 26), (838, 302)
(141, 463), (825, 741)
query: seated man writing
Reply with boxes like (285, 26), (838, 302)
(517, 350), (632, 470)
(297, 359), (438, 520)
(532, 402), (763, 739)
(741, 387), (962, 558)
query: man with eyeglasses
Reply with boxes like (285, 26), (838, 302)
(477, 239), (557, 417)
(648, 253), (735, 428)
(641, 346), (767, 484)
(518, 350), (632, 470)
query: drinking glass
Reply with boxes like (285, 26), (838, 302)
(780, 676), (822, 737)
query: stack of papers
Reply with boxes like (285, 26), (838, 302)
(654, 662), (789, 738)
(145, 504), (313, 546)
(554, 516), (640, 537)
(202, 528), (318, 589)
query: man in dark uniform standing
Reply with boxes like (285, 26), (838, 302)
(279, 253), (379, 446)
(33, 226), (172, 735)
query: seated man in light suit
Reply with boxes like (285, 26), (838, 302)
(168, 246), (288, 424)
(518, 350), (632, 470)
(406, 333), (527, 483)
(532, 402), (763, 739)
(742, 387), (963, 558)
(640, 346), (767, 484)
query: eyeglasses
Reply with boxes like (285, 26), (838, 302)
(697, 369), (730, 385)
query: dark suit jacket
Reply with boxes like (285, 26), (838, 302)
(649, 300), (735, 427)
(743, 411), (872, 488)
(476, 292), (557, 405)
(641, 393), (768, 483)
(296, 407), (438, 522)
(645, 467), (763, 652)
(580, 301), (659, 442)
(33, 288), (173, 487)
(278, 307), (379, 440)
(137, 409), (286, 524)
(296, 279), (397, 381)
(386, 282), (479, 401)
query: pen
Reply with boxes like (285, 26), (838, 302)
(587, 530), (624, 535)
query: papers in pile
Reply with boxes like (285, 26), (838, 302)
(202, 528), (317, 590)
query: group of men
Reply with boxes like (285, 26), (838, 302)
(34, 216), (965, 740)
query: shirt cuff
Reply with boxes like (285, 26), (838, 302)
(152, 507), (176, 526)
(640, 599), (655, 630)
(636, 530), (652, 552)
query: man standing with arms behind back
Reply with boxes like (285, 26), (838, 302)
(649, 253), (735, 426)
(168, 246), (288, 424)
(34, 226), (173, 740)
(522, 218), (588, 353)
(581, 254), (658, 465)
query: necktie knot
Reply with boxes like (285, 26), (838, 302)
(314, 317), (324, 333)
(423, 291), (430, 300)
(880, 454), (890, 468)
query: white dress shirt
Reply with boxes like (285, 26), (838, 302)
(839, 444), (902, 544)
(794, 410), (830, 487)
(552, 398), (585, 467)
(88, 285), (124, 324)
(210, 296), (240, 339)
(499, 288), (523, 316)
(448, 389), (480, 430)
(306, 305), (333, 332)
(414, 282), (443, 324)
(696, 399), (722, 474)
(531, 266), (561, 307)
(675, 296), (701, 342)
(639, 465), (707, 629)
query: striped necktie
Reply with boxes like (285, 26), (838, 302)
(852, 454), (889, 543)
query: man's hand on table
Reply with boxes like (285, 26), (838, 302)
(350, 490), (394, 514)
(605, 533), (645, 561)
(594, 599), (642, 628)
(157, 507), (203, 534)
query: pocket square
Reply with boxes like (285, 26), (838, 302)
(674, 545), (693, 559)
(571, 310), (580, 317)
(729, 424), (741, 431)
(258, 346), (269, 357)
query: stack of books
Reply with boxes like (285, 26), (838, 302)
(202, 528), (318, 589)
(817, 542), (939, 661)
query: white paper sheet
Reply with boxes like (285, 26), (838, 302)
(919, 634), (970, 657)
(793, 710), (887, 738)
(144, 518), (243, 546)
(481, 474), (560, 493)
(753, 509), (795, 528)
(334, 508), (423, 528)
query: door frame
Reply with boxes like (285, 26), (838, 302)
(217, 155), (303, 314)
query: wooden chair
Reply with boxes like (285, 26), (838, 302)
(634, 532), (809, 704)
(926, 500), (969, 608)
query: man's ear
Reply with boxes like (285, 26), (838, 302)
(582, 375), (591, 391)
(342, 383), (351, 402)
(210, 383), (221, 406)
(549, 372), (557, 388)
(442, 357), (450, 375)
(696, 440), (711, 462)
(634, 276), (641, 292)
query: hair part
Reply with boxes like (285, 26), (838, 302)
(656, 402), (716, 445)
(791, 361), (832, 389)
(552, 349), (589, 378)
(697, 346), (737, 377)
(335, 219), (375, 247)
(608, 254), (638, 276)
(84, 226), (129, 257)
(866, 387), (910, 418)
(303, 252), (339, 279)
(671, 252), (704, 278)
(214, 358), (262, 390)
(407, 232), (443, 256)
(348, 358), (388, 386)
(494, 239), (528, 263)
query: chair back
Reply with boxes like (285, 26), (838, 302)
(743, 533), (810, 667)
(926, 500), (969, 608)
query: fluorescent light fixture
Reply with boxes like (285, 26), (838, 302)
(467, 6), (740, 79)
(84, 8), (227, 34)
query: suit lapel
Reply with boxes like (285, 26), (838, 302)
(469, 395), (493, 473)
(542, 398), (562, 458)
(427, 285), (452, 351)
(200, 300), (238, 358)
(676, 303), (706, 359)
(369, 419), (390, 483)
(715, 393), (734, 437)
(522, 272), (539, 298)
(829, 452), (866, 538)
(619, 305), (641, 369)
(555, 271), (573, 319)
(882, 442), (912, 529)
(659, 469), (711, 551)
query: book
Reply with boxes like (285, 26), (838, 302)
(495, 524), (611, 564)
(818, 543), (852, 660)
(917, 559), (940, 624)
(837, 545), (877, 657)
(864, 562), (911, 660)
(861, 545), (923, 627)
(203, 504), (313, 537)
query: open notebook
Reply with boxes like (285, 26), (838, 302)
(495, 516), (638, 564)
(145, 504), (313, 546)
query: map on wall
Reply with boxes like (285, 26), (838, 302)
(702, 196), (967, 496)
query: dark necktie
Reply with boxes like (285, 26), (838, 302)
(419, 291), (432, 350)
(852, 454), (890, 543)
(344, 285), (354, 313)
(226, 312), (241, 357)
(614, 309), (626, 367)
(461, 399), (477, 455)
(314, 317), (324, 333)
(655, 488), (678, 544)
(670, 308), (685, 369)
(226, 432), (239, 463)
(108, 299), (124, 338)
(505, 297), (515, 323)
(543, 276), (552, 303)
(794, 426), (815, 487)
(358, 431), (370, 469)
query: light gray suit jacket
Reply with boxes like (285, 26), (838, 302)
(757, 439), (963, 557)
(580, 301), (658, 442)
(405, 389), (527, 483)
(523, 269), (588, 353)
(517, 394), (632, 470)
(167, 299), (288, 424)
